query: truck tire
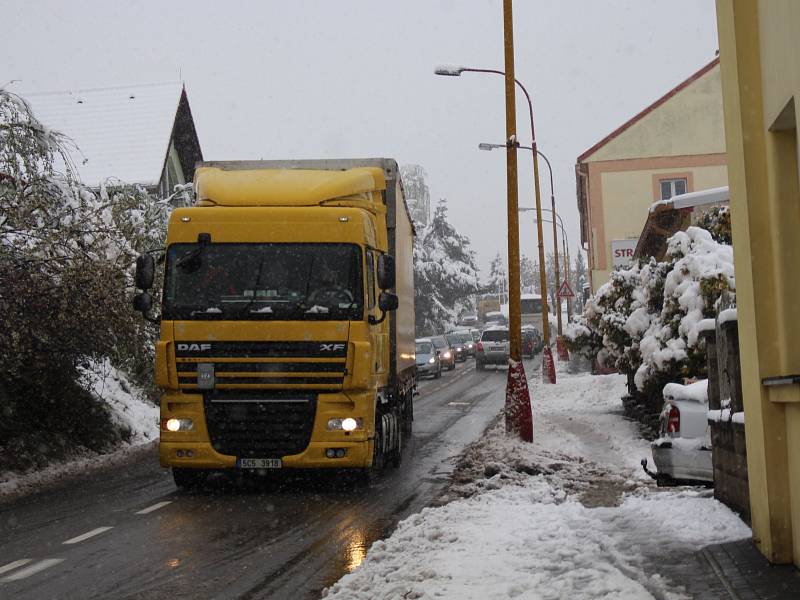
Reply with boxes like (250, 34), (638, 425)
(172, 467), (207, 489)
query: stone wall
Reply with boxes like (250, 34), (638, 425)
(705, 316), (750, 523)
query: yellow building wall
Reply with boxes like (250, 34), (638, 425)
(716, 0), (800, 566)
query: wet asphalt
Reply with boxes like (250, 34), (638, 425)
(0, 357), (525, 600)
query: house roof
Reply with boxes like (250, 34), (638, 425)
(23, 81), (185, 186)
(577, 58), (720, 163)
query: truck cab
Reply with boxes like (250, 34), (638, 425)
(134, 159), (415, 486)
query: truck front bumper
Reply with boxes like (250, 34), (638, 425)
(160, 438), (372, 470)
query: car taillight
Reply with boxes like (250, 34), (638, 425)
(476, 342), (483, 352)
(667, 405), (680, 434)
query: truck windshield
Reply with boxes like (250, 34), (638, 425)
(163, 242), (363, 321)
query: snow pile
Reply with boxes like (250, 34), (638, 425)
(663, 379), (708, 404)
(325, 366), (750, 599)
(80, 359), (159, 444)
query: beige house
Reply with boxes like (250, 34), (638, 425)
(576, 58), (728, 291)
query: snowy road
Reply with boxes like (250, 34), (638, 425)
(0, 357), (527, 600)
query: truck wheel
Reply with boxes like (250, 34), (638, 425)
(172, 467), (207, 489)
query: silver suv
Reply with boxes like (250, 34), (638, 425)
(476, 327), (509, 370)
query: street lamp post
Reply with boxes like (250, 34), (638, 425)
(435, 66), (551, 352)
(480, 142), (562, 336)
(533, 214), (572, 324)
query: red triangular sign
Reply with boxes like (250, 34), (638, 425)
(557, 280), (575, 298)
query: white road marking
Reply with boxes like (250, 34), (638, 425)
(1, 558), (64, 582)
(0, 559), (32, 576)
(62, 526), (113, 545)
(136, 501), (172, 515)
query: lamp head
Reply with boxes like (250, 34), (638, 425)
(434, 65), (464, 76)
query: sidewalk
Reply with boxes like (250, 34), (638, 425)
(323, 364), (757, 599)
(700, 539), (800, 599)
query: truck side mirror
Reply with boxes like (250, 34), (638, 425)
(378, 291), (398, 312)
(133, 292), (153, 314)
(377, 254), (395, 289)
(135, 255), (155, 290)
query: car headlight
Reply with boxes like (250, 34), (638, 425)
(327, 417), (364, 431)
(443, 351), (451, 359)
(456, 346), (463, 351)
(467, 343), (474, 349)
(428, 357), (436, 364)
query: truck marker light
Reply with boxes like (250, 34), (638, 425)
(180, 217), (191, 222)
(338, 217), (349, 222)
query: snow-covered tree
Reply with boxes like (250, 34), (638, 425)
(400, 164), (430, 227)
(571, 251), (587, 312)
(486, 253), (507, 301)
(520, 255), (536, 292)
(413, 199), (480, 335)
(0, 88), (171, 469)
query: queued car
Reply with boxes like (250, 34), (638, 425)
(429, 335), (456, 370)
(445, 332), (469, 362)
(469, 328), (481, 343)
(475, 327), (510, 370)
(521, 326), (542, 357)
(415, 338), (442, 379)
(483, 311), (508, 328)
(642, 379), (713, 486)
(448, 329), (476, 357)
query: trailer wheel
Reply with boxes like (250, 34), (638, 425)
(172, 467), (207, 489)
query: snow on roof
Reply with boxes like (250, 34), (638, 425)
(23, 81), (184, 186)
(663, 379), (708, 404)
(649, 186), (729, 214)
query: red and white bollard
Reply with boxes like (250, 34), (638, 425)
(542, 346), (557, 384)
(505, 359), (533, 442)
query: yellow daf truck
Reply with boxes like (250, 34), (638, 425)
(133, 159), (416, 487)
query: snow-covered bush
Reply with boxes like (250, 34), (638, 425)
(633, 226), (734, 392)
(568, 219), (735, 403)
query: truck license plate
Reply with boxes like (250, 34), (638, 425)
(237, 458), (282, 469)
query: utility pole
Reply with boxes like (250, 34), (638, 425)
(503, 0), (521, 362)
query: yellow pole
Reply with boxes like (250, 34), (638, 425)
(503, 0), (521, 361)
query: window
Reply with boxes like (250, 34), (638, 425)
(660, 178), (688, 200)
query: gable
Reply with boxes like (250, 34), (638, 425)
(580, 61), (725, 162)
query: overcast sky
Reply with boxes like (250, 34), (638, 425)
(4, 0), (719, 276)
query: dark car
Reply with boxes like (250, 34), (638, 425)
(430, 335), (456, 370)
(447, 330), (476, 357)
(445, 333), (469, 362)
(521, 327), (541, 358)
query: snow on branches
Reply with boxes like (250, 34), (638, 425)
(567, 211), (735, 397)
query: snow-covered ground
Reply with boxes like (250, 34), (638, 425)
(323, 364), (750, 600)
(0, 361), (158, 500)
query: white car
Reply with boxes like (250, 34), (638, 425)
(642, 379), (713, 486)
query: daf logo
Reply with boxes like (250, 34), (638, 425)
(320, 343), (346, 352)
(177, 343), (212, 352)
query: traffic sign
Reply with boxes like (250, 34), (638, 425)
(557, 281), (575, 298)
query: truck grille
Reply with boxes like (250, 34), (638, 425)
(204, 392), (317, 458)
(175, 341), (347, 391)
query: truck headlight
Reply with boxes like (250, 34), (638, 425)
(162, 418), (193, 432)
(327, 417), (363, 431)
